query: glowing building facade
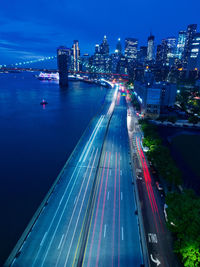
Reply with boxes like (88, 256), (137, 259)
(147, 34), (155, 61)
(72, 40), (80, 72)
(176, 31), (186, 59)
(125, 38), (138, 62)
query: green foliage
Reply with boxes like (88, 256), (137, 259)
(188, 116), (199, 125)
(166, 190), (200, 266)
(168, 116), (178, 123)
(139, 120), (182, 186)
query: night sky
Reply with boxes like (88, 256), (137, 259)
(0, 0), (200, 66)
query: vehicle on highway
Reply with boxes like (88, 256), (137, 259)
(156, 181), (163, 191)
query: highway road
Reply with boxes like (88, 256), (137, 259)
(9, 86), (143, 266)
(127, 102), (181, 267)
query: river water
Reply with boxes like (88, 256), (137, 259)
(0, 72), (107, 265)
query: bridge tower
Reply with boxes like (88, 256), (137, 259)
(57, 46), (69, 87)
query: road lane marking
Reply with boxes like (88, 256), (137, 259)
(95, 152), (111, 267)
(107, 191), (110, 200)
(40, 232), (47, 247)
(118, 152), (121, 264)
(83, 116), (104, 162)
(37, 148), (96, 267)
(112, 151), (117, 267)
(148, 233), (158, 243)
(80, 152), (108, 267)
(79, 116), (103, 163)
(109, 170), (112, 176)
(121, 192), (123, 201)
(57, 234), (64, 250)
(120, 170), (122, 176)
(121, 227), (124, 241)
(150, 254), (161, 266)
(62, 149), (99, 267)
(104, 224), (107, 238)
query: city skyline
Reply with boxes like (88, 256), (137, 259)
(0, 0), (200, 64)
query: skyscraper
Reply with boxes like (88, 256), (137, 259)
(156, 45), (162, 64)
(138, 46), (147, 64)
(72, 40), (80, 72)
(187, 32), (200, 70)
(147, 34), (155, 61)
(124, 38), (138, 62)
(57, 46), (70, 87)
(184, 24), (197, 65)
(100, 36), (109, 56)
(176, 31), (186, 59)
(160, 37), (176, 66)
(116, 38), (122, 54)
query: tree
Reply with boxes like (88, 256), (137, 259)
(188, 116), (199, 125)
(166, 190), (200, 266)
(168, 116), (178, 124)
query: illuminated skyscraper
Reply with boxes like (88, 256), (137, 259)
(57, 46), (70, 87)
(72, 40), (80, 72)
(116, 38), (122, 54)
(159, 37), (176, 66)
(184, 24), (197, 65)
(147, 34), (155, 61)
(187, 32), (200, 70)
(124, 38), (138, 62)
(176, 31), (186, 59)
(156, 45), (162, 64)
(138, 46), (147, 64)
(100, 36), (109, 55)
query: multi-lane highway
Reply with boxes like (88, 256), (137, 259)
(8, 86), (143, 267)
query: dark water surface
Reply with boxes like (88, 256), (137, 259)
(0, 72), (106, 265)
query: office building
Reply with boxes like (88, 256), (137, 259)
(156, 44), (162, 64)
(116, 38), (122, 54)
(138, 46), (147, 64)
(147, 34), (155, 61)
(187, 32), (200, 70)
(57, 46), (70, 87)
(176, 31), (186, 60)
(125, 38), (138, 62)
(134, 70), (177, 118)
(100, 35), (109, 56)
(159, 37), (176, 66)
(183, 24), (197, 65)
(72, 40), (80, 72)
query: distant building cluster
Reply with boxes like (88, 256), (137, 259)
(57, 24), (200, 77)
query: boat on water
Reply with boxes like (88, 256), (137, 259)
(40, 99), (48, 105)
(36, 72), (59, 81)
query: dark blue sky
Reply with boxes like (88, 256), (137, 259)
(0, 0), (200, 66)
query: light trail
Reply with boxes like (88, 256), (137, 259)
(79, 115), (104, 162)
(112, 152), (117, 267)
(83, 116), (104, 162)
(95, 152), (111, 267)
(86, 152), (108, 267)
(31, 147), (96, 267)
(62, 149), (99, 267)
(118, 152), (121, 267)
(40, 148), (97, 267)
(136, 137), (159, 232)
